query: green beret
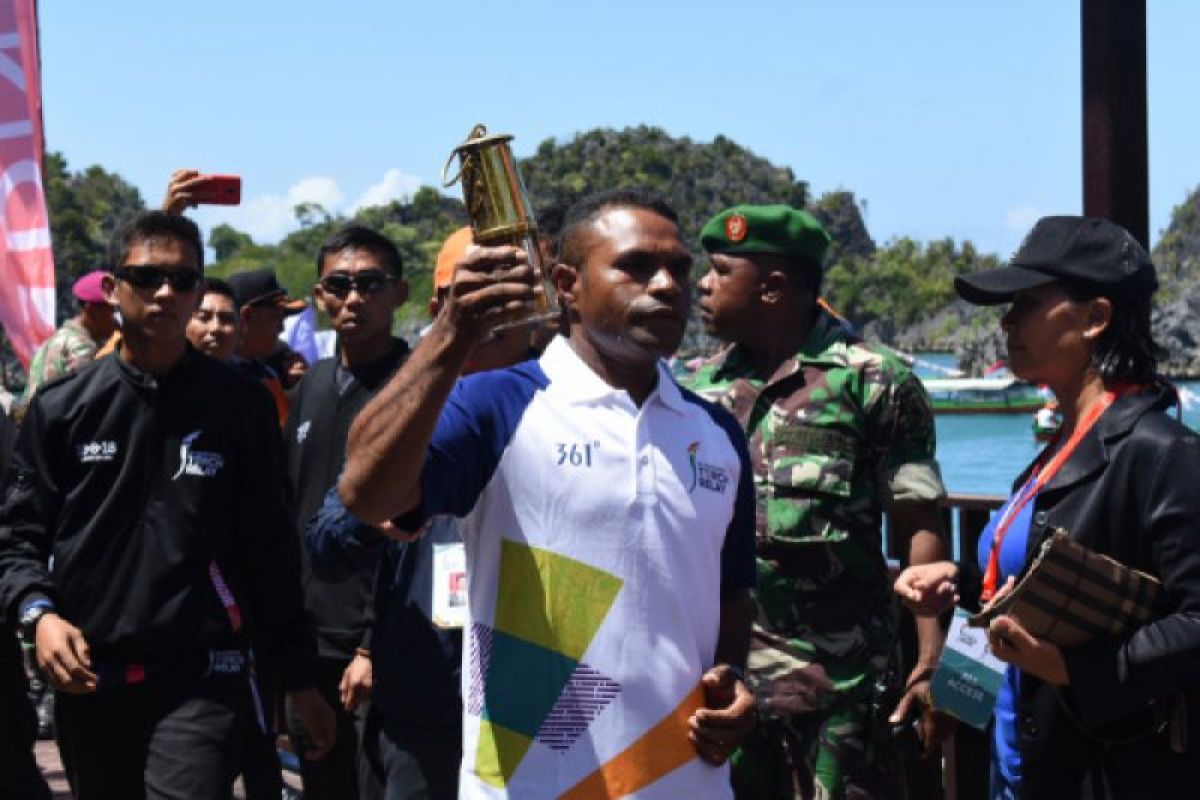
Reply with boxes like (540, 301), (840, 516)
(700, 204), (831, 265)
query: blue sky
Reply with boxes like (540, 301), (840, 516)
(38, 1), (1199, 258)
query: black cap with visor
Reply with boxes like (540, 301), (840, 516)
(954, 216), (1157, 306)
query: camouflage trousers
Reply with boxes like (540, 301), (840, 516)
(730, 684), (906, 800)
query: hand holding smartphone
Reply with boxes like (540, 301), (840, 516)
(189, 174), (241, 205)
(162, 169), (242, 213)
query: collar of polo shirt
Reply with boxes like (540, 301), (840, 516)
(540, 338), (689, 415)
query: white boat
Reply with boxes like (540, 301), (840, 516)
(921, 376), (1046, 414)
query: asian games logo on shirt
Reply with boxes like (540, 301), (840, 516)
(172, 430), (225, 479)
(77, 440), (118, 463)
(686, 441), (730, 495)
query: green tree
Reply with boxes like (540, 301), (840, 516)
(3, 152), (144, 389)
(824, 237), (1000, 329)
(518, 126), (810, 267)
(209, 224), (255, 262)
(811, 190), (875, 265)
(44, 151), (145, 321)
(209, 188), (468, 325)
(1152, 186), (1200, 299)
(293, 202), (330, 229)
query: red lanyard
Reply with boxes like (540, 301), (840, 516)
(980, 390), (1117, 601)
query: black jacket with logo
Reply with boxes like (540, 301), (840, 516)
(1012, 384), (1200, 798)
(283, 339), (409, 661)
(0, 348), (317, 690)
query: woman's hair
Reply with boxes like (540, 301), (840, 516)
(1061, 279), (1164, 385)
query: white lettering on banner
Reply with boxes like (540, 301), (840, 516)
(2, 157), (39, 194)
(30, 285), (51, 323)
(8, 227), (47, 250)
(13, 284), (52, 326)
(0, 32), (23, 92)
(0, 119), (30, 139)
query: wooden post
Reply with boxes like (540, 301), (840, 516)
(1081, 0), (1149, 248)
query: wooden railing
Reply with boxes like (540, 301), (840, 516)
(886, 492), (1004, 800)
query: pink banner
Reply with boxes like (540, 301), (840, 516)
(0, 0), (53, 368)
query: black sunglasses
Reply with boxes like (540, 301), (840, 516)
(318, 271), (394, 298)
(115, 265), (202, 292)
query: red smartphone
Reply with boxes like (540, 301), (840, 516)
(191, 174), (242, 205)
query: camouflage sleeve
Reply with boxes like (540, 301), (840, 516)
(62, 336), (98, 374)
(56, 335), (97, 379)
(870, 370), (945, 504)
(32, 333), (95, 390)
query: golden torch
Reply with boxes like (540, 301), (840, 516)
(442, 124), (559, 328)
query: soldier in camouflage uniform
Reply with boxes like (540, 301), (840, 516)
(685, 205), (949, 799)
(21, 271), (117, 405)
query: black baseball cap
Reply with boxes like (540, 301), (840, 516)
(954, 216), (1157, 306)
(227, 268), (306, 314)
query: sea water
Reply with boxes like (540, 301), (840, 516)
(918, 353), (1200, 495)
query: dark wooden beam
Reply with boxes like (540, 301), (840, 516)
(1081, 0), (1149, 248)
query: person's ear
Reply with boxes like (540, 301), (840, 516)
(101, 274), (117, 305)
(761, 269), (789, 305)
(391, 278), (409, 309)
(1083, 297), (1113, 341)
(552, 262), (579, 312)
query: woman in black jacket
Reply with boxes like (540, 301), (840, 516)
(897, 216), (1200, 799)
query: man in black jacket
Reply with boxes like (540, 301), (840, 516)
(283, 224), (410, 799)
(0, 211), (335, 799)
(301, 226), (544, 799)
(0, 409), (50, 799)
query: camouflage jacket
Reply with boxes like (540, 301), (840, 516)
(686, 312), (944, 714)
(22, 318), (97, 404)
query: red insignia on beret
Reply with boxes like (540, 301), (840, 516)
(725, 214), (748, 242)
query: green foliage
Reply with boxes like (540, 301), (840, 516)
(1152, 186), (1200, 300)
(824, 237), (1000, 329)
(2, 152), (145, 389)
(519, 126), (809, 266)
(44, 151), (146, 320)
(207, 187), (467, 324)
(202, 129), (867, 331)
(810, 189), (875, 264)
(25, 132), (1200, 378)
(209, 224), (255, 262)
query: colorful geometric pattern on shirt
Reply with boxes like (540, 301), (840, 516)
(467, 622), (492, 717)
(559, 683), (706, 800)
(422, 338), (751, 798)
(472, 540), (623, 787)
(468, 628), (626, 749)
(538, 662), (622, 751)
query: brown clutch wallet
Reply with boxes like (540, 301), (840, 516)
(968, 528), (1161, 647)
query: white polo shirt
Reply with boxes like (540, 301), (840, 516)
(415, 336), (755, 799)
